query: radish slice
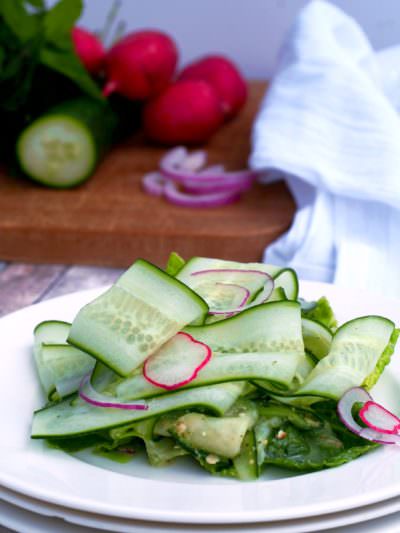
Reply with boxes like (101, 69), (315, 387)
(337, 388), (400, 445)
(79, 374), (148, 410)
(164, 180), (241, 208)
(143, 332), (211, 390)
(142, 172), (165, 196)
(359, 401), (400, 435)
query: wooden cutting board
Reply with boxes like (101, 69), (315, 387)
(0, 81), (295, 268)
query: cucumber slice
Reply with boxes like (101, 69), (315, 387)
(184, 301), (304, 354)
(40, 344), (95, 400)
(17, 98), (117, 188)
(176, 257), (299, 304)
(31, 382), (245, 438)
(33, 320), (94, 401)
(116, 352), (303, 400)
(272, 268), (299, 300)
(170, 412), (250, 459)
(297, 316), (397, 399)
(233, 430), (258, 480)
(68, 259), (208, 377)
(302, 318), (333, 360)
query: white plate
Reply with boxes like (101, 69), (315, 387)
(0, 281), (400, 525)
(1, 485), (400, 533)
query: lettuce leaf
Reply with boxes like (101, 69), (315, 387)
(363, 327), (400, 390)
(258, 402), (377, 472)
(301, 296), (337, 330)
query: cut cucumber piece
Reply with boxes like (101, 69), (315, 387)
(176, 258), (271, 312)
(233, 430), (258, 480)
(33, 320), (95, 401)
(40, 344), (95, 401)
(302, 318), (333, 361)
(17, 98), (118, 188)
(31, 382), (245, 438)
(176, 257), (299, 304)
(116, 352), (303, 400)
(297, 316), (397, 399)
(272, 268), (298, 300)
(68, 259), (208, 377)
(184, 301), (304, 355)
(170, 412), (250, 459)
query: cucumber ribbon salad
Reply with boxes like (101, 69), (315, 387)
(31, 253), (400, 480)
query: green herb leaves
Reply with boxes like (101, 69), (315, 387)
(43, 0), (82, 42)
(0, 0), (103, 114)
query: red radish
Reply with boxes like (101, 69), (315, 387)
(143, 332), (211, 390)
(337, 387), (400, 445)
(143, 80), (223, 145)
(178, 55), (247, 120)
(72, 27), (105, 75)
(103, 30), (178, 99)
(359, 401), (400, 435)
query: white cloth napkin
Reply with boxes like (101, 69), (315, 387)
(249, 0), (400, 297)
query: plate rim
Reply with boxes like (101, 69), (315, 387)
(0, 281), (400, 524)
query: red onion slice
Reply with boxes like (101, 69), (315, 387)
(359, 401), (400, 435)
(208, 283), (251, 315)
(142, 172), (165, 197)
(180, 150), (207, 171)
(143, 332), (212, 390)
(160, 149), (257, 189)
(164, 180), (241, 208)
(162, 146), (188, 167)
(79, 374), (148, 410)
(200, 164), (225, 175)
(191, 268), (272, 281)
(338, 387), (400, 445)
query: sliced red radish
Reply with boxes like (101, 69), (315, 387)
(359, 401), (400, 435)
(337, 387), (400, 445)
(143, 332), (211, 390)
(79, 374), (148, 410)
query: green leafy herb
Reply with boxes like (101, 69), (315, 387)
(0, 0), (102, 115)
(301, 296), (337, 330)
(43, 0), (82, 42)
(258, 402), (378, 472)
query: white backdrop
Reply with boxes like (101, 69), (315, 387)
(80, 0), (400, 78)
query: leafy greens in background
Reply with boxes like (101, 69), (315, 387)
(0, 0), (102, 113)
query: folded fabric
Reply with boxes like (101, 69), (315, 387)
(249, 0), (400, 297)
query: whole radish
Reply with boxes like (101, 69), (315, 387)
(72, 27), (105, 75)
(143, 80), (223, 145)
(103, 30), (178, 100)
(178, 55), (247, 120)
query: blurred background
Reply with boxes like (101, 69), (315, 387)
(80, 0), (400, 78)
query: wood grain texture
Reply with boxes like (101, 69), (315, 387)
(41, 265), (123, 301)
(0, 82), (295, 268)
(0, 263), (66, 316)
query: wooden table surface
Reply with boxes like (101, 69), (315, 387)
(0, 262), (123, 318)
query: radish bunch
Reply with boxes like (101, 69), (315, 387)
(71, 26), (247, 145)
